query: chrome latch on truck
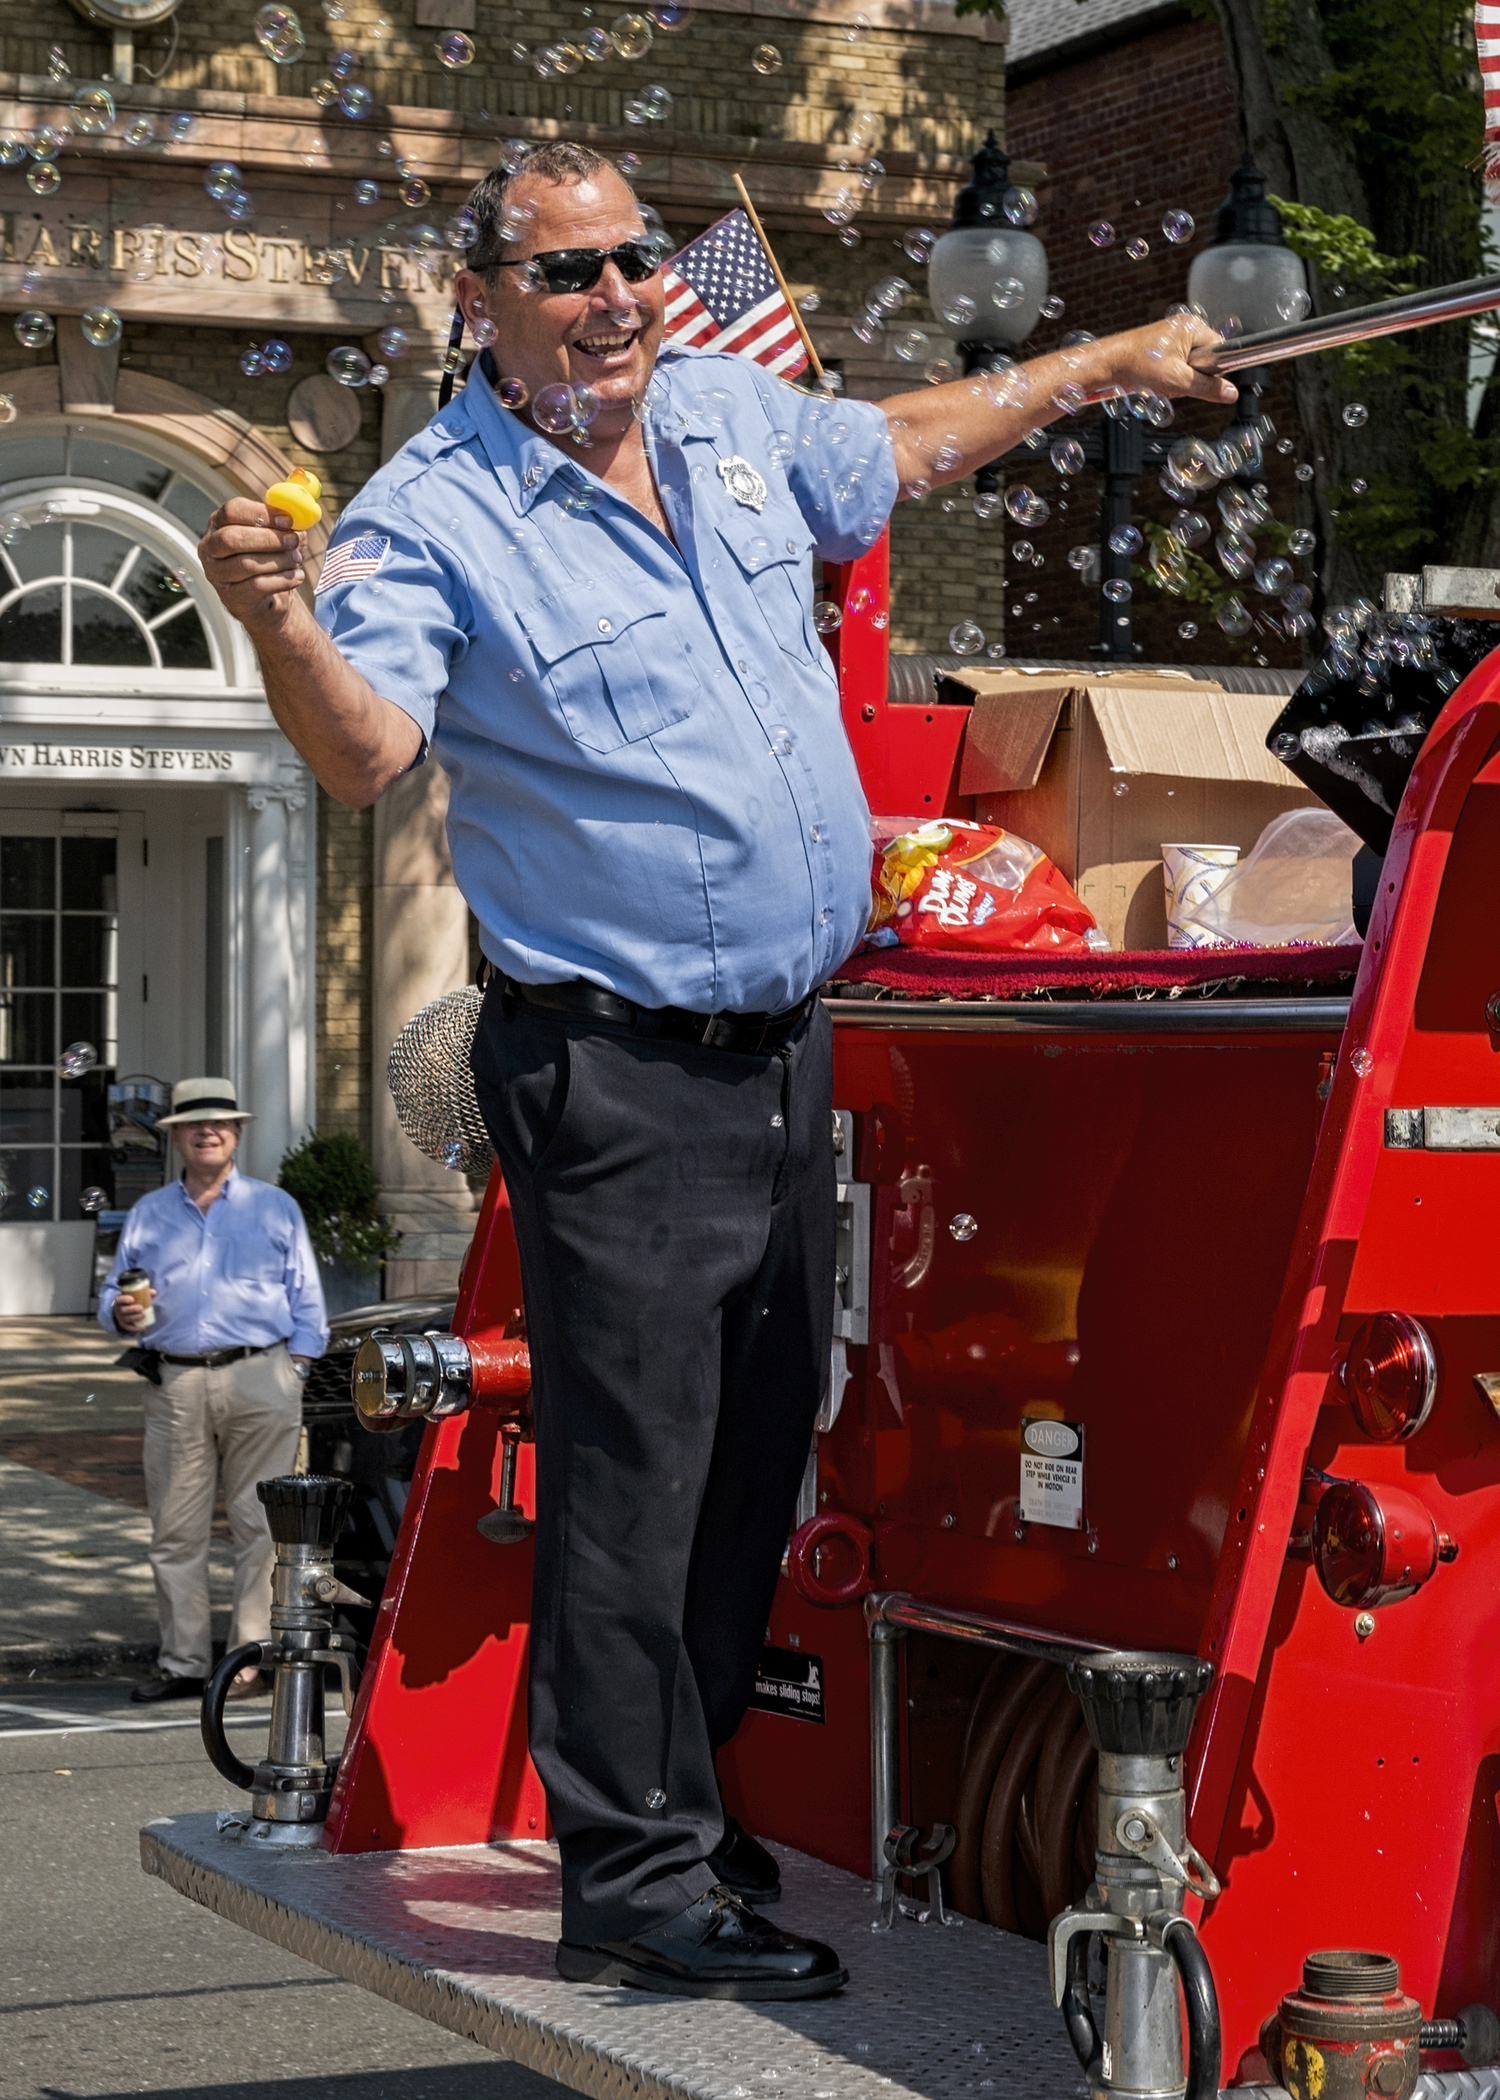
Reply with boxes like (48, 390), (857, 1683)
(1385, 1107), (1500, 1149)
(833, 1109), (871, 1347)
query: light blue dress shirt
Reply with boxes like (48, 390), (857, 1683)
(97, 1169), (328, 1360)
(315, 344), (899, 1015)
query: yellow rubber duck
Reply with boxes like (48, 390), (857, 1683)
(264, 467), (322, 529)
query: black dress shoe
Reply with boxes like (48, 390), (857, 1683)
(130, 1672), (206, 1705)
(556, 1884), (846, 2000)
(708, 1814), (781, 1904)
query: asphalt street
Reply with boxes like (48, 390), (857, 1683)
(0, 1677), (569, 2100)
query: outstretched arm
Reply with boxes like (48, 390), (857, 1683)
(882, 312), (1237, 492)
(198, 499), (424, 807)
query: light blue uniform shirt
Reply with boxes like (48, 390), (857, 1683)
(97, 1168), (328, 1359)
(315, 344), (898, 1015)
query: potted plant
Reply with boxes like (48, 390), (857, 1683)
(278, 1132), (398, 1317)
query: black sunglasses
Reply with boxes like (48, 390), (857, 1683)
(494, 241), (662, 295)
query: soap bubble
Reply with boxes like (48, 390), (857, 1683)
(123, 115), (156, 147)
(891, 328), (931, 363)
(1165, 436), (1220, 491)
(1277, 286), (1312, 322)
(1350, 476), (1368, 495)
(436, 29), (474, 64)
(327, 344), (371, 386)
(1216, 596), (1252, 637)
(78, 1186), (108, 1215)
(533, 382), (585, 433)
(254, 4), (306, 61)
(1216, 532), (1254, 582)
(1287, 527), (1315, 555)
(1271, 731), (1300, 761)
(992, 276), (1026, 311)
(28, 126), (65, 160)
(1002, 186), (1038, 227)
(14, 311), (55, 350)
(498, 376), (530, 410)
(948, 619), (985, 656)
(57, 1040), (98, 1078)
(376, 324), (408, 360)
(471, 316), (498, 346)
(902, 228), (936, 264)
(640, 83), (673, 118)
(166, 111), (195, 143)
(0, 133), (26, 166)
(766, 428), (795, 466)
(72, 86), (115, 134)
(340, 82), (373, 117)
(1086, 220), (1115, 248)
(1010, 539), (1033, 562)
(613, 11), (654, 54)
(1351, 1047), (1374, 1078)
(205, 160), (240, 200)
(1341, 401), (1368, 428)
(752, 41), (782, 70)
(1178, 620), (1198, 640)
(261, 337), (293, 373)
(1107, 524), (1141, 555)
(27, 1186), (48, 1212)
(331, 46), (360, 76)
(1161, 208), (1195, 243)
(1254, 556), (1292, 596)
(1295, 462), (1314, 483)
(1038, 293), (1065, 322)
(1125, 236), (1150, 261)
(1112, 780), (1129, 797)
(653, 0), (695, 25)
(838, 227), (862, 249)
(399, 175), (430, 208)
(313, 75), (340, 105)
(1050, 437), (1084, 476)
(1066, 544), (1095, 572)
(0, 397), (14, 427)
(239, 344), (265, 377)
(563, 486), (599, 515)
(1005, 486), (1049, 527)
(1171, 510), (1210, 549)
(812, 599), (842, 633)
(1102, 578), (1132, 602)
(81, 306), (122, 348)
(369, 364), (389, 387)
(27, 164), (61, 196)
(939, 294), (979, 330)
(223, 188), (255, 223)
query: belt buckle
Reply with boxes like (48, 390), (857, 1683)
(699, 1012), (732, 1050)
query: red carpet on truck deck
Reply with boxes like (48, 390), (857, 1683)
(826, 944), (1365, 1001)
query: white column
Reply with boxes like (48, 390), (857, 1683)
(372, 760), (478, 1294)
(369, 330), (452, 465)
(240, 780), (302, 1179)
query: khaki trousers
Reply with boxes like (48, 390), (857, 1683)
(141, 1344), (303, 1679)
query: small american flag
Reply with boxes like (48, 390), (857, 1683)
(315, 534), (390, 594)
(663, 209), (808, 379)
(1480, 0), (1500, 189)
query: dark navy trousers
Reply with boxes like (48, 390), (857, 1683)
(472, 982), (835, 1945)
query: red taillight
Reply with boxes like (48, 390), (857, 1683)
(1312, 1481), (1441, 1608)
(1339, 1312), (1438, 1442)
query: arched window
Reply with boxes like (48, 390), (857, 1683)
(0, 426), (239, 689)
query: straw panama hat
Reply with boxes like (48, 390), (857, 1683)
(156, 1076), (256, 1127)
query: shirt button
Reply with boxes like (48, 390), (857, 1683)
(810, 825), (822, 842)
(737, 659), (750, 674)
(773, 734), (792, 756)
(597, 617), (613, 634)
(785, 539), (798, 554)
(820, 907), (831, 925)
(771, 1113), (784, 1128)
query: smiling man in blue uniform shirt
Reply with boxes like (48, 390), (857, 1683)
(198, 140), (1234, 1999)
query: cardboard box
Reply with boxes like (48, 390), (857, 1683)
(944, 667), (1318, 950)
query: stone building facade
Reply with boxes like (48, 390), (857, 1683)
(0, 0), (1005, 1305)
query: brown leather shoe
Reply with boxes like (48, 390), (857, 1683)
(129, 1673), (205, 1705)
(226, 1670), (269, 1701)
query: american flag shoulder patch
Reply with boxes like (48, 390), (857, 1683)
(315, 534), (391, 594)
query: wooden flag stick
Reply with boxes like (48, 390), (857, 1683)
(732, 171), (831, 391)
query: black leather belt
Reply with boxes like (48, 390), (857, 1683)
(159, 1344), (278, 1368)
(500, 974), (816, 1055)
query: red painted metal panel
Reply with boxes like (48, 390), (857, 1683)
(829, 530), (969, 817)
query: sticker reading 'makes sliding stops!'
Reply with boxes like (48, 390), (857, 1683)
(748, 1646), (825, 1724)
(1019, 1418), (1085, 1530)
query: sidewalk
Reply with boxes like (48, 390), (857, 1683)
(0, 1317), (233, 1678)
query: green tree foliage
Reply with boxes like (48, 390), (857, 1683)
(278, 1131), (397, 1269)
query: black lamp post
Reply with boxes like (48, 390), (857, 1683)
(1187, 160), (1309, 480)
(927, 131), (1048, 493)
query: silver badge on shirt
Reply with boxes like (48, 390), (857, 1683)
(717, 455), (769, 513)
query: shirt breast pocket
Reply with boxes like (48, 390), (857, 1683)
(228, 1237), (286, 1289)
(517, 578), (694, 754)
(716, 511), (817, 665)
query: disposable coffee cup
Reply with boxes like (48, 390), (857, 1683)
(116, 1266), (156, 1331)
(1161, 843), (1240, 950)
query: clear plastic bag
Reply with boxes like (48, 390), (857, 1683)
(1172, 809), (1362, 949)
(865, 816), (1106, 955)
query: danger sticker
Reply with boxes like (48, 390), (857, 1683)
(747, 1645), (825, 1724)
(1020, 1417), (1084, 1530)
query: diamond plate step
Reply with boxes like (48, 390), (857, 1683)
(139, 1814), (1084, 2100)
